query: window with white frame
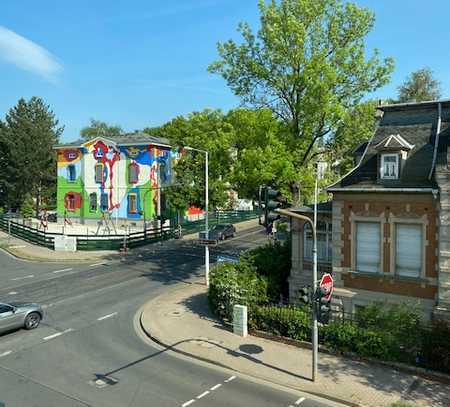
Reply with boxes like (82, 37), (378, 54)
(381, 154), (399, 179)
(67, 165), (76, 182)
(395, 223), (422, 278)
(355, 221), (380, 273)
(95, 163), (104, 183)
(128, 193), (138, 214)
(304, 221), (332, 262)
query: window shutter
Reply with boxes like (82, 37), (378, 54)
(356, 222), (380, 273)
(396, 224), (422, 277)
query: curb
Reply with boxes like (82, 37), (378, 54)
(0, 246), (118, 263)
(137, 285), (359, 407)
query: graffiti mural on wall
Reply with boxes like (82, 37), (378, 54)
(56, 136), (176, 222)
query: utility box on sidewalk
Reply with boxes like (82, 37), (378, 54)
(54, 236), (77, 252)
(233, 304), (248, 337)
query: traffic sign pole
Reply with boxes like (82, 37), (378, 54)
(312, 177), (318, 382)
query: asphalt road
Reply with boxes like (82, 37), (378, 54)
(0, 228), (341, 407)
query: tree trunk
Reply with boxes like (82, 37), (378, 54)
(291, 181), (301, 208)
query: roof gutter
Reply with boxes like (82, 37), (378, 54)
(328, 187), (438, 193)
(428, 102), (442, 180)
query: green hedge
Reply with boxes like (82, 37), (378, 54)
(208, 262), (268, 320)
(250, 305), (310, 341)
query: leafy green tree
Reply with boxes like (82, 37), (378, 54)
(158, 109), (235, 211)
(80, 119), (122, 140)
(209, 0), (394, 201)
(0, 97), (63, 215)
(329, 100), (378, 174)
(20, 194), (35, 219)
(397, 67), (441, 103)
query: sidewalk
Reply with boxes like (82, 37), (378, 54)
(139, 283), (450, 407)
(0, 231), (117, 262)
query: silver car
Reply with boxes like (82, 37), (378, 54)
(0, 302), (43, 334)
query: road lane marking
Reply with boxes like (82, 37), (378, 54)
(210, 383), (222, 391)
(295, 397), (306, 405)
(90, 262), (106, 267)
(224, 375), (236, 382)
(11, 274), (34, 281)
(0, 351), (12, 357)
(43, 328), (73, 341)
(53, 268), (73, 274)
(182, 400), (195, 407)
(8, 291), (17, 295)
(8, 245), (26, 249)
(97, 312), (118, 321)
(196, 391), (209, 399)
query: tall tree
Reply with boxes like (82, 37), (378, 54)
(158, 109), (235, 211)
(0, 97), (63, 214)
(209, 0), (394, 202)
(80, 119), (122, 140)
(397, 67), (441, 103)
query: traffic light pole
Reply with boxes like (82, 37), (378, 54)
(275, 207), (318, 382)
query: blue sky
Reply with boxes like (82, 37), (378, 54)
(1, 0), (450, 142)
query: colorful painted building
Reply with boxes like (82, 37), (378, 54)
(54, 133), (177, 226)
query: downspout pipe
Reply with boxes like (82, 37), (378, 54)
(429, 102), (442, 180)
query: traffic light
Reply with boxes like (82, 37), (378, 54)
(315, 287), (331, 324)
(298, 286), (311, 305)
(264, 187), (285, 226)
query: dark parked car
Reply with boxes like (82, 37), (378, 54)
(199, 224), (236, 242)
(0, 302), (44, 334)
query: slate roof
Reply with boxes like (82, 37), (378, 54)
(329, 100), (450, 191)
(55, 132), (171, 148)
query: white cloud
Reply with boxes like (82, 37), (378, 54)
(0, 26), (62, 83)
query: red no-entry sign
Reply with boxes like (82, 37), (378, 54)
(319, 273), (334, 301)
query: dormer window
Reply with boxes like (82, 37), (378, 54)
(381, 154), (399, 179)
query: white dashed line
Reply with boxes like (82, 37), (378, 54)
(43, 328), (73, 341)
(182, 399), (195, 407)
(53, 268), (73, 274)
(196, 391), (209, 399)
(210, 383), (222, 391)
(90, 262), (106, 267)
(224, 375), (236, 382)
(97, 312), (118, 321)
(8, 291), (17, 295)
(8, 245), (26, 249)
(11, 274), (34, 281)
(295, 397), (306, 405)
(0, 351), (12, 357)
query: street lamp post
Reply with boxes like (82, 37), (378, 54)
(184, 146), (209, 287)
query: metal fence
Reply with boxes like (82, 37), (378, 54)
(0, 210), (258, 251)
(0, 216), (174, 251)
(180, 210), (259, 235)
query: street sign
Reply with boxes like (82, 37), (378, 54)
(319, 273), (334, 301)
(198, 239), (218, 246)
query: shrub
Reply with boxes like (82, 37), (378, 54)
(208, 262), (268, 320)
(20, 194), (35, 219)
(322, 321), (359, 353)
(421, 320), (450, 373)
(250, 305), (310, 341)
(240, 240), (291, 301)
